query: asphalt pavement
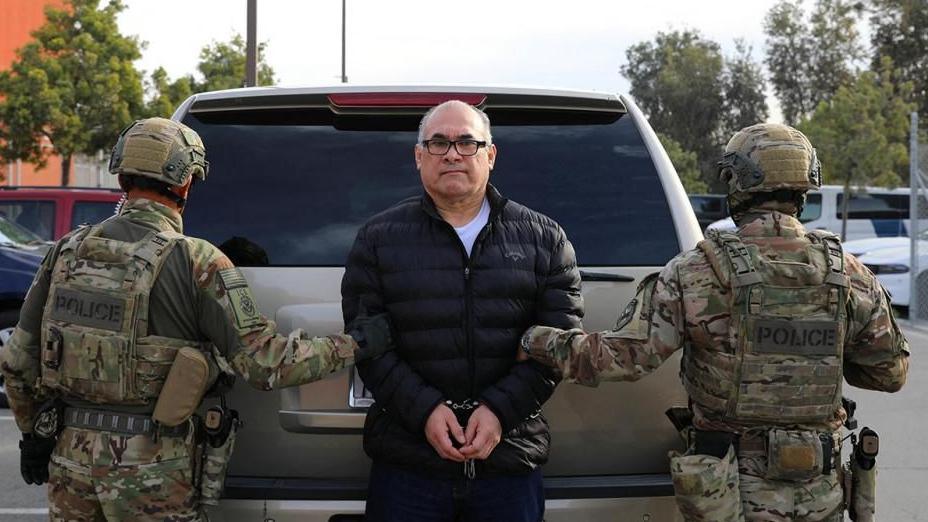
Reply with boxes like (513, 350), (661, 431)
(0, 325), (923, 521)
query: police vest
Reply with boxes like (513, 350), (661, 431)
(39, 223), (206, 405)
(686, 229), (848, 425)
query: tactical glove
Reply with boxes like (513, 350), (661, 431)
(19, 433), (56, 485)
(348, 312), (394, 363)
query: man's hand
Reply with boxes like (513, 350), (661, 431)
(460, 405), (502, 460)
(19, 434), (55, 485)
(424, 404), (466, 462)
(347, 312), (394, 363)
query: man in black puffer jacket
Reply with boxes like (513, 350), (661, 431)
(342, 100), (583, 522)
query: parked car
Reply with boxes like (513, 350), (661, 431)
(173, 85), (700, 521)
(0, 216), (48, 407)
(706, 185), (915, 240)
(688, 193), (727, 231)
(0, 186), (122, 241)
(845, 230), (928, 310)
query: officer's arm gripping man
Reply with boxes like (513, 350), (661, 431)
(190, 239), (359, 391)
(524, 259), (686, 387)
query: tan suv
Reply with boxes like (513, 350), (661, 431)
(173, 85), (700, 521)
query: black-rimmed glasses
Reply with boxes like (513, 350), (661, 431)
(421, 139), (488, 156)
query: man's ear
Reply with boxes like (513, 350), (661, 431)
(487, 143), (497, 170)
(414, 144), (423, 170)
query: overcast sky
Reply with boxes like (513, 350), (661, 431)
(118, 0), (820, 120)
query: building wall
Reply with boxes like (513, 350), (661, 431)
(1, 0), (70, 187)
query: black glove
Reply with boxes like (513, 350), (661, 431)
(19, 433), (56, 485)
(348, 312), (394, 363)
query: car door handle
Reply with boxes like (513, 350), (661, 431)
(580, 270), (635, 282)
(279, 409), (365, 434)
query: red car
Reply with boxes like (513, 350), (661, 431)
(0, 186), (122, 241)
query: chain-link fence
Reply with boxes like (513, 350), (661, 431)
(909, 113), (928, 324)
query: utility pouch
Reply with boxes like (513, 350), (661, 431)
(152, 347), (209, 427)
(198, 406), (241, 505)
(669, 445), (745, 522)
(765, 429), (823, 481)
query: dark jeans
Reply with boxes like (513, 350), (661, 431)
(364, 463), (544, 522)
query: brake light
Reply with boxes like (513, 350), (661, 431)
(328, 93), (486, 107)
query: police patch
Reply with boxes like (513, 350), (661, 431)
(752, 319), (839, 355)
(48, 287), (127, 331)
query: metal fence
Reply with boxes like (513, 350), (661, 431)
(910, 112), (928, 325)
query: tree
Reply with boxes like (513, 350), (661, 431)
(0, 0), (144, 186)
(721, 40), (769, 139)
(197, 34), (275, 92)
(623, 31), (767, 190)
(144, 34), (276, 118)
(658, 133), (707, 194)
(622, 30), (725, 186)
(869, 0), (928, 117)
(798, 58), (915, 239)
(764, 0), (864, 125)
(143, 67), (195, 119)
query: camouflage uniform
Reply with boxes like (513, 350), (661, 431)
(0, 119), (360, 521)
(524, 124), (909, 522)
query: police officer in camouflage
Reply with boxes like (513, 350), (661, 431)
(520, 123), (909, 521)
(0, 118), (392, 521)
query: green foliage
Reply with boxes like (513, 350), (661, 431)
(869, 0), (928, 117)
(658, 133), (708, 194)
(722, 40), (770, 139)
(764, 0), (864, 125)
(798, 57), (915, 191)
(197, 34), (275, 92)
(144, 34), (276, 118)
(143, 67), (194, 119)
(0, 0), (144, 185)
(623, 30), (767, 190)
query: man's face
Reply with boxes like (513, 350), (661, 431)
(415, 104), (497, 204)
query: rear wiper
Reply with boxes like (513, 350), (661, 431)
(579, 270), (634, 282)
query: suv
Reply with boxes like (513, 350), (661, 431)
(173, 86), (701, 521)
(0, 186), (122, 241)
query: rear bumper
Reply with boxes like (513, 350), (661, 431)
(217, 474), (676, 521)
(223, 473), (673, 501)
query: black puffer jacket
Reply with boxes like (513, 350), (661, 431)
(342, 184), (583, 478)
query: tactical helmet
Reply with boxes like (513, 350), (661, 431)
(718, 123), (821, 196)
(108, 118), (208, 186)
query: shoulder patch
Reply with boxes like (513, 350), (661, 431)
(218, 267), (262, 329)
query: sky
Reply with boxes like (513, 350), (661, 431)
(117, 0), (828, 120)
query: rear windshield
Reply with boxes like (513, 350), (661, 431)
(181, 108), (679, 267)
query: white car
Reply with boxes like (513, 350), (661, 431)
(707, 185), (915, 241)
(845, 232), (928, 308)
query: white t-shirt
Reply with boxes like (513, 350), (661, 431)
(453, 197), (490, 257)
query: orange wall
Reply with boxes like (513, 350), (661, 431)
(1, 0), (67, 186)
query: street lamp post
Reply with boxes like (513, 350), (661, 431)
(246, 0), (257, 87)
(341, 0), (347, 83)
